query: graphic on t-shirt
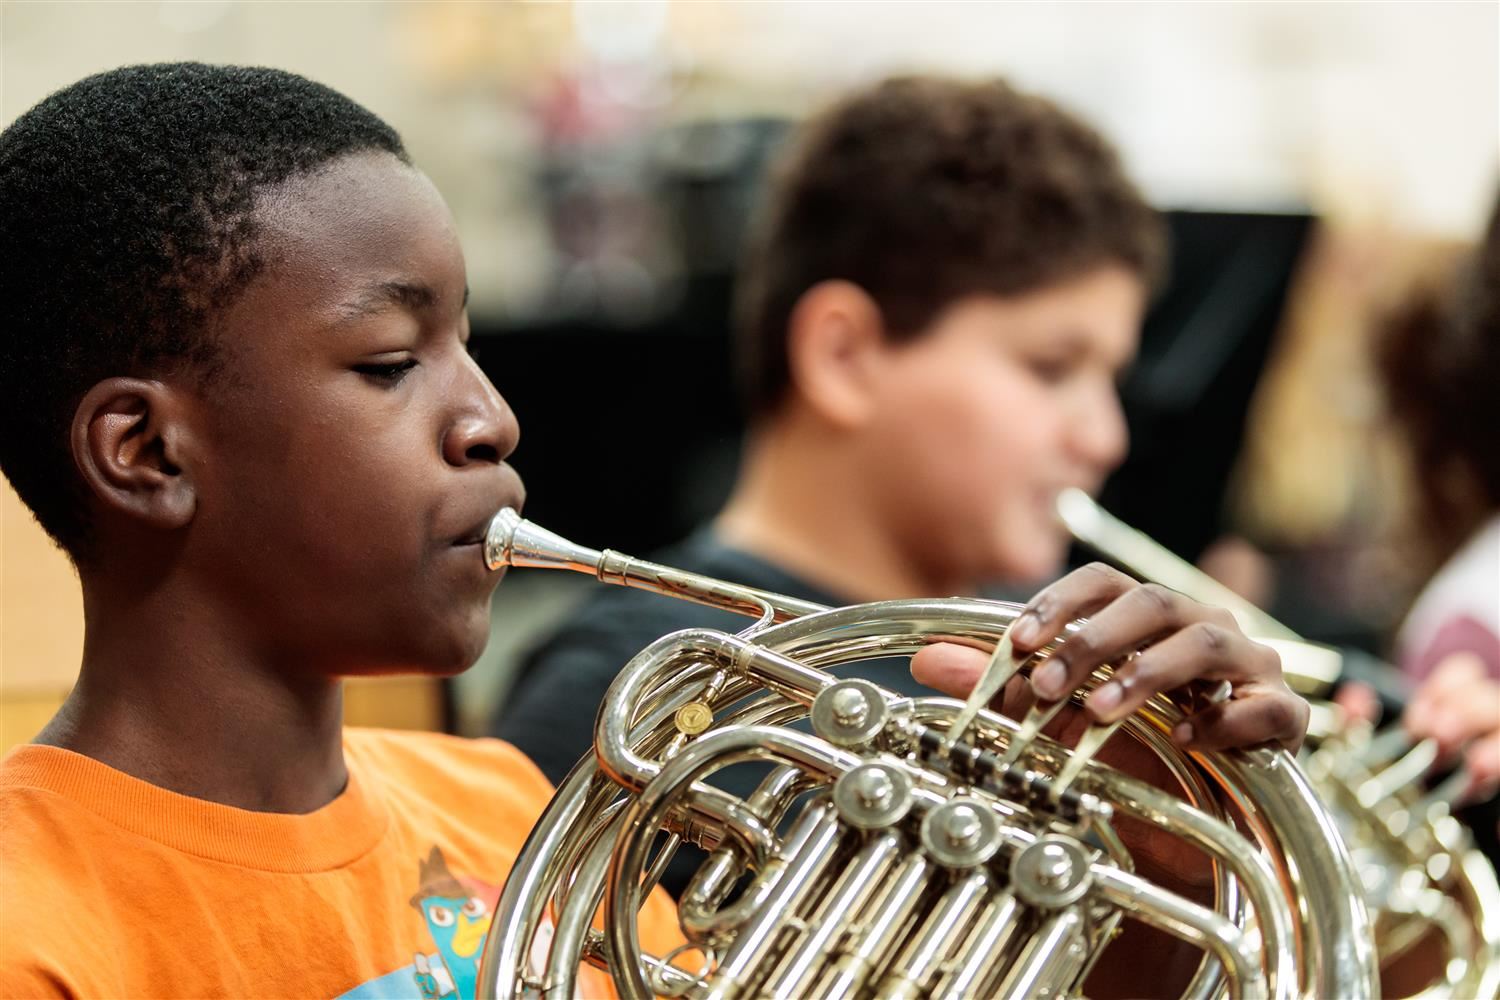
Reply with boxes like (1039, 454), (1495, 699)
(411, 846), (495, 1000)
(336, 846), (500, 1000)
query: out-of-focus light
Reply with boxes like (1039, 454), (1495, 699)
(590, 62), (671, 110)
(572, 0), (668, 62)
(157, 0), (233, 34)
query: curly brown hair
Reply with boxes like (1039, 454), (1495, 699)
(734, 75), (1167, 417)
(1379, 193), (1500, 566)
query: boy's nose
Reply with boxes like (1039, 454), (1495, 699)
(1071, 387), (1129, 475)
(443, 367), (519, 467)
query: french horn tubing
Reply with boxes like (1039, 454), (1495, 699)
(1057, 488), (1500, 999)
(476, 508), (1376, 999)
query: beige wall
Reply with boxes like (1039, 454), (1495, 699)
(1, 486), (82, 750)
(1, 486), (84, 694)
(4, 3), (1495, 259)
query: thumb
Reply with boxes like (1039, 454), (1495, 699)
(911, 643), (992, 699)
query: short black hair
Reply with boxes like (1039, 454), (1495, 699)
(0, 62), (409, 559)
(735, 75), (1166, 418)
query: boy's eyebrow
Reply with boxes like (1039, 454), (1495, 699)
(334, 280), (470, 321)
(1035, 328), (1134, 377)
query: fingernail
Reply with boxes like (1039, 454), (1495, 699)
(1032, 660), (1066, 698)
(1011, 612), (1039, 647)
(1173, 721), (1194, 744)
(1089, 681), (1122, 717)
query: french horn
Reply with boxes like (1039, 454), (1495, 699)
(476, 508), (1376, 999)
(1057, 488), (1500, 999)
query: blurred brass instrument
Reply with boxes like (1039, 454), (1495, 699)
(477, 508), (1376, 999)
(1057, 488), (1500, 999)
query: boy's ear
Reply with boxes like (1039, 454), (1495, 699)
(784, 280), (887, 429)
(71, 378), (197, 530)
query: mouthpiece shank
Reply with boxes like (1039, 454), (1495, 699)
(483, 507), (826, 623)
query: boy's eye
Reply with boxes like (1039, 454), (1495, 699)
(353, 358), (418, 385)
(1027, 358), (1074, 384)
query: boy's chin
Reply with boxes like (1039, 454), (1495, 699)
(991, 539), (1067, 588)
(407, 652), (483, 678)
(339, 652), (479, 680)
(360, 623), (491, 679)
(431, 632), (492, 677)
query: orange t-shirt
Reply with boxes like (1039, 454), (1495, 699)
(0, 728), (681, 999)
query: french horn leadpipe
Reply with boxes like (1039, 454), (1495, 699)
(476, 508), (1377, 1000)
(1057, 488), (1500, 999)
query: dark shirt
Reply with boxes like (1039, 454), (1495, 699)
(492, 527), (939, 896)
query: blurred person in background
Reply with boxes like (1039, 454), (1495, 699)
(1332, 193), (1500, 868)
(1377, 194), (1500, 811)
(492, 74), (1306, 941)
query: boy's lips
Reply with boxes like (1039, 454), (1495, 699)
(450, 488), (525, 548)
(453, 517), (509, 548)
(453, 521), (490, 546)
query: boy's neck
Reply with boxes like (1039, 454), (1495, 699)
(35, 576), (349, 815)
(716, 419), (975, 603)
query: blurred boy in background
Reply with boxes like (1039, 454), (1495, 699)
(494, 76), (1305, 899)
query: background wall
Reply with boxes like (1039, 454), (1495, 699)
(4, 2), (1494, 320)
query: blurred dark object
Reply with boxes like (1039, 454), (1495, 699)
(478, 320), (741, 555)
(1096, 211), (1314, 566)
(469, 118), (790, 552)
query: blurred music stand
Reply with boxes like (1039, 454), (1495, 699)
(1094, 210), (1314, 565)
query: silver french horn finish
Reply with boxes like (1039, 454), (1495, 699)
(477, 508), (1377, 1000)
(1059, 488), (1500, 999)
